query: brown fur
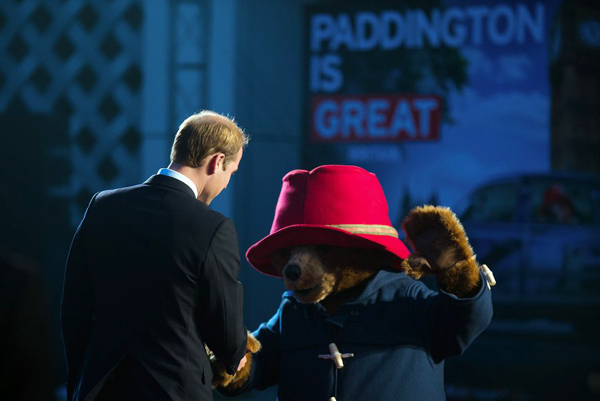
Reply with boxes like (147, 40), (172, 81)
(401, 205), (481, 297)
(209, 332), (261, 391)
(211, 246), (389, 389)
(271, 246), (391, 313)
(213, 206), (481, 390)
(319, 247), (390, 313)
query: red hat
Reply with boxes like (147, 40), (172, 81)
(246, 165), (410, 277)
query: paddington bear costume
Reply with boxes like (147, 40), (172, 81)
(231, 165), (493, 401)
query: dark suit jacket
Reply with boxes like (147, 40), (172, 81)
(61, 174), (247, 401)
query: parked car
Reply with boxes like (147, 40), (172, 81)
(446, 172), (600, 400)
(455, 172), (600, 300)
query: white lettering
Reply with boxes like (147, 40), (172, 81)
(381, 11), (405, 49)
(413, 98), (438, 137)
(488, 5), (515, 45)
(341, 100), (365, 137)
(416, 9), (441, 47)
(315, 100), (338, 139)
(405, 10), (417, 48)
(356, 12), (380, 50)
(309, 4), (546, 51)
(442, 7), (467, 47)
(516, 3), (544, 44)
(311, 14), (334, 51)
(312, 96), (441, 141)
(310, 56), (321, 92)
(321, 54), (343, 92)
(390, 100), (416, 137)
(330, 14), (355, 51)
(466, 7), (488, 45)
(368, 99), (388, 137)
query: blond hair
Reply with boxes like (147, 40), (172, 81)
(170, 110), (249, 168)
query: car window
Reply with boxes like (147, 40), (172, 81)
(461, 183), (519, 223)
(531, 179), (600, 226)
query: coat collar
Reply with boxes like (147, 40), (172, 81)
(283, 269), (407, 306)
(144, 174), (196, 199)
(348, 269), (407, 303)
(282, 269), (408, 328)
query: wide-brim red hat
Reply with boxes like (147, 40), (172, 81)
(246, 165), (410, 277)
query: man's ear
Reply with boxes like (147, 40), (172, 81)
(207, 153), (225, 175)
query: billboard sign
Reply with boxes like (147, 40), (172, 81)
(303, 0), (561, 223)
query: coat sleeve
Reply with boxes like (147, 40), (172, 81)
(218, 301), (284, 397)
(249, 303), (283, 390)
(408, 272), (493, 363)
(197, 218), (247, 375)
(61, 195), (97, 399)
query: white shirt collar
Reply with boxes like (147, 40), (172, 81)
(157, 168), (199, 198)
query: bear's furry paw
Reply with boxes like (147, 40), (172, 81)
(402, 255), (431, 280)
(401, 205), (482, 297)
(208, 332), (261, 391)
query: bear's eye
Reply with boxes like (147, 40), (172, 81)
(316, 245), (332, 256)
(280, 247), (291, 259)
(270, 247), (292, 272)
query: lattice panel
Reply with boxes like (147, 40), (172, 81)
(172, 0), (208, 129)
(0, 0), (143, 223)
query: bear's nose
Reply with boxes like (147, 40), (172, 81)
(283, 264), (301, 281)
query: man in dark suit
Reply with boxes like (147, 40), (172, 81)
(61, 111), (249, 401)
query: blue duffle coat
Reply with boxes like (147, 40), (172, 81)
(229, 269), (493, 401)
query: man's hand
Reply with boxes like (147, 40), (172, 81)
(237, 355), (247, 372)
(210, 332), (261, 390)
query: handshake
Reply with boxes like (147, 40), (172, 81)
(206, 332), (261, 392)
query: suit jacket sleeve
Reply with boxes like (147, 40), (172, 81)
(61, 195), (97, 399)
(198, 217), (247, 375)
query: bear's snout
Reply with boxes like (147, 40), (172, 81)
(283, 263), (301, 281)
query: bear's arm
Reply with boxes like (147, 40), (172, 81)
(406, 274), (493, 364)
(216, 301), (283, 396)
(401, 205), (488, 298)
